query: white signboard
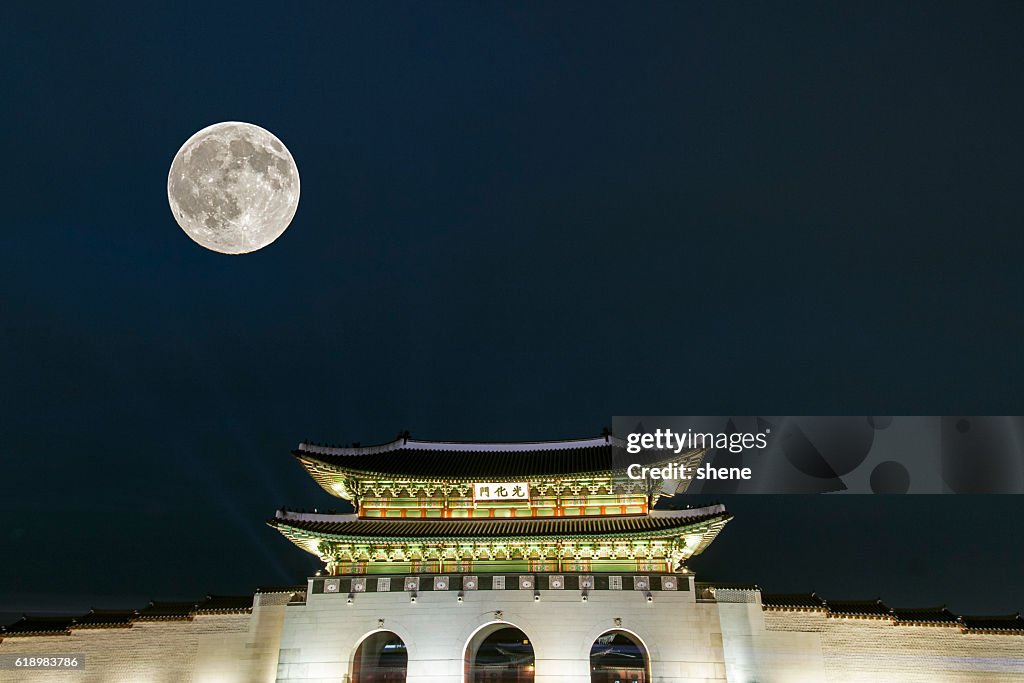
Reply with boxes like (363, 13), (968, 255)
(473, 482), (530, 501)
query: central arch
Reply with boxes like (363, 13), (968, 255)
(464, 622), (535, 683)
(590, 630), (648, 683)
(352, 630), (408, 682)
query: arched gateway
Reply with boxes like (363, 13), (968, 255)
(352, 630), (408, 682)
(590, 630), (649, 683)
(465, 624), (535, 683)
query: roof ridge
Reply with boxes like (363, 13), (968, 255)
(276, 510), (359, 523)
(650, 505), (728, 519)
(297, 435), (616, 457)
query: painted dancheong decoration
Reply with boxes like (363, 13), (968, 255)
(269, 433), (725, 576)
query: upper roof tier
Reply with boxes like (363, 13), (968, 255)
(294, 435), (619, 481)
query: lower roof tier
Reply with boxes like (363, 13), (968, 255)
(269, 505), (731, 571)
(272, 507), (726, 539)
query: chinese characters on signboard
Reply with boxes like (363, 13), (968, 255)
(473, 482), (530, 501)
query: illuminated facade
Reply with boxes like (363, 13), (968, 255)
(272, 435), (721, 576)
(2, 434), (1023, 683)
(268, 434), (723, 682)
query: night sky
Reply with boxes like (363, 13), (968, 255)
(2, 2), (1023, 624)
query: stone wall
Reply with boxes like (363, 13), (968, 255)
(3, 585), (1022, 682)
(277, 577), (726, 683)
(718, 602), (1024, 683)
(0, 600), (287, 683)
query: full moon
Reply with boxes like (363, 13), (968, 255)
(167, 121), (300, 254)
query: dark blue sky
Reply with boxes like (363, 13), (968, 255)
(2, 2), (1023, 620)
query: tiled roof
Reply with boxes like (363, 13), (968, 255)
(891, 606), (959, 624)
(294, 436), (616, 479)
(824, 598), (891, 617)
(1, 615), (76, 636)
(134, 601), (197, 621)
(699, 582), (760, 591)
(760, 595), (1022, 633)
(73, 609), (135, 628)
(255, 585), (307, 594)
(270, 507), (729, 541)
(195, 595), (253, 613)
(1, 596), (256, 637)
(761, 593), (825, 609)
(960, 614), (1024, 632)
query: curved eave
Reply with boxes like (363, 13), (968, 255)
(268, 508), (731, 562)
(294, 453), (703, 496)
(271, 519), (728, 546)
(294, 452), (616, 482)
(294, 453), (620, 502)
(688, 513), (732, 556)
(294, 453), (357, 499)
